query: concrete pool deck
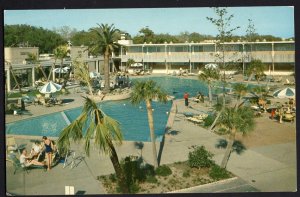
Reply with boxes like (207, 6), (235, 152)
(5, 74), (297, 194)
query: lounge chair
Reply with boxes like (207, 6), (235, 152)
(284, 79), (295, 85)
(7, 153), (46, 174)
(6, 137), (19, 154)
(275, 77), (282, 83)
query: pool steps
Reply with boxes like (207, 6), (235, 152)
(61, 111), (71, 126)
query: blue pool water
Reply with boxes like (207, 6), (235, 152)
(6, 76), (233, 141)
(132, 76), (232, 99)
(6, 100), (172, 142)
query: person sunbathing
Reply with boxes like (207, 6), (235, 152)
(30, 141), (42, 159)
(20, 149), (45, 167)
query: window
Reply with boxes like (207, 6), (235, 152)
(20, 52), (30, 55)
(274, 43), (295, 51)
(203, 45), (215, 52)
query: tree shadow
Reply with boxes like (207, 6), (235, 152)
(134, 141), (144, 151)
(157, 134), (165, 166)
(215, 139), (247, 155)
(62, 99), (75, 103)
(166, 130), (180, 136)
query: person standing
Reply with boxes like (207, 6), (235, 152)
(42, 136), (54, 171)
(184, 92), (189, 107)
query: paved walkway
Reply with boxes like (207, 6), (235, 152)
(5, 89), (297, 194)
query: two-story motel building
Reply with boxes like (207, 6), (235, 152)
(114, 39), (295, 75)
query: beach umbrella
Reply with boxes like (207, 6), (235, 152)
(39, 81), (62, 94)
(273, 87), (295, 99)
(53, 67), (68, 73)
(205, 63), (218, 69)
(131, 63), (143, 67)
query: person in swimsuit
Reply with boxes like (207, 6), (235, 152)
(42, 136), (53, 171)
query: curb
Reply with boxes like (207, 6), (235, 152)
(167, 177), (238, 193)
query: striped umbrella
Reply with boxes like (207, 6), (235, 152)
(39, 81), (62, 94)
(273, 87), (295, 99)
(205, 63), (218, 69)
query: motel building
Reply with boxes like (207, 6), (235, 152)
(4, 46), (104, 92)
(114, 38), (295, 76)
(4, 38), (295, 92)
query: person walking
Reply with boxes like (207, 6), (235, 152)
(184, 92), (189, 107)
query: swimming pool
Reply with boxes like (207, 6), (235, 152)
(6, 99), (172, 142)
(131, 76), (232, 99)
(5, 76), (233, 141)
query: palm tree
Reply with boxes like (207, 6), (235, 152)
(89, 24), (121, 93)
(217, 106), (255, 168)
(130, 80), (168, 168)
(126, 58), (135, 73)
(232, 83), (248, 109)
(198, 67), (220, 105)
(53, 44), (69, 84)
(73, 60), (94, 95)
(246, 59), (266, 85)
(57, 97), (129, 193)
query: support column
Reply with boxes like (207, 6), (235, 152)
(189, 45), (192, 73)
(242, 44), (245, 76)
(165, 60), (168, 74)
(32, 67), (35, 87)
(272, 42), (275, 76)
(6, 69), (11, 92)
(96, 60), (99, 73)
(52, 68), (56, 82)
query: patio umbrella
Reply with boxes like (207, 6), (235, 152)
(39, 81), (62, 94)
(205, 63), (218, 69)
(273, 87), (295, 99)
(131, 63), (143, 67)
(53, 67), (68, 73)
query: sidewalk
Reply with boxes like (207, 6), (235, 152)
(5, 96), (297, 194)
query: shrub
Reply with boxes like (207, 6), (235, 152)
(209, 165), (230, 180)
(182, 169), (191, 178)
(109, 173), (117, 182)
(155, 165), (172, 176)
(142, 163), (155, 177)
(188, 145), (215, 168)
(217, 127), (228, 135)
(145, 175), (158, 183)
(204, 114), (215, 127)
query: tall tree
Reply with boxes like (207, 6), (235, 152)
(73, 60), (94, 95)
(126, 58), (135, 73)
(53, 26), (78, 41)
(246, 59), (266, 85)
(217, 106), (255, 168)
(245, 19), (257, 63)
(207, 7), (240, 100)
(198, 67), (220, 105)
(206, 7), (240, 130)
(89, 24), (121, 93)
(57, 97), (129, 193)
(130, 80), (168, 168)
(53, 44), (69, 83)
(4, 24), (65, 53)
(232, 83), (249, 109)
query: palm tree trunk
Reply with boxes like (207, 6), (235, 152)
(209, 107), (223, 131)
(86, 80), (94, 95)
(108, 141), (129, 193)
(146, 99), (159, 168)
(208, 84), (212, 105)
(10, 68), (22, 92)
(58, 59), (63, 84)
(220, 128), (236, 168)
(103, 50), (110, 93)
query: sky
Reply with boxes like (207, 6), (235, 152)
(4, 6), (294, 38)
